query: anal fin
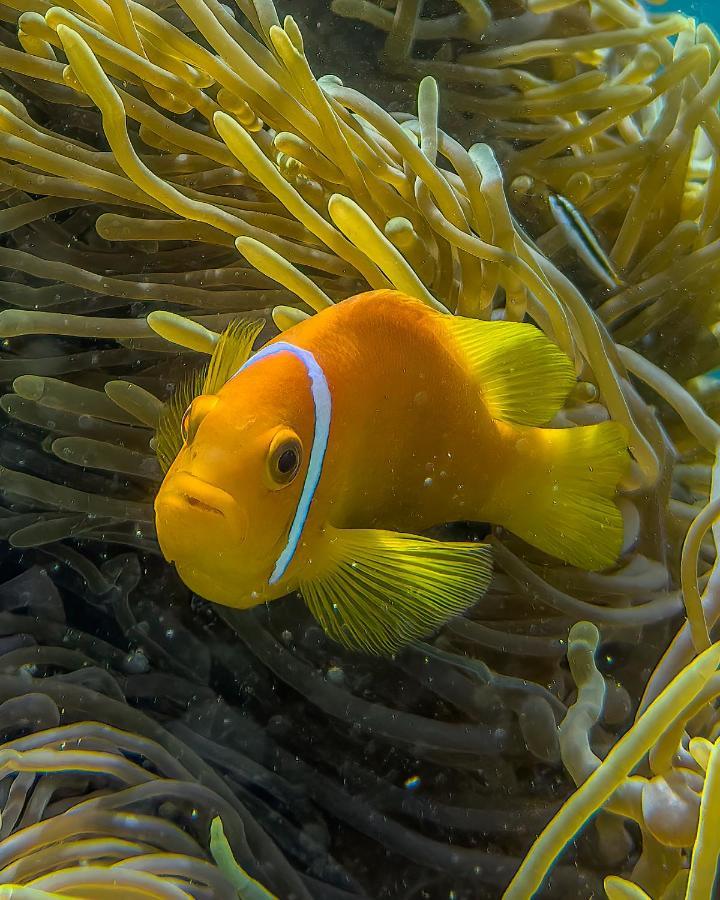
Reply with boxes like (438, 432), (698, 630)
(300, 528), (492, 656)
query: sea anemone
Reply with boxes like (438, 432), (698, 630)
(0, 565), (312, 899)
(506, 624), (720, 899)
(332, 0), (720, 376)
(0, 0), (718, 895)
(0, 535), (597, 896)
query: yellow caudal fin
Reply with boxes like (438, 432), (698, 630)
(445, 316), (576, 426)
(506, 421), (629, 571)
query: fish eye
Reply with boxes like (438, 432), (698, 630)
(267, 430), (302, 489)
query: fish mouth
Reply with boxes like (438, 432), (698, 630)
(161, 472), (234, 518)
(183, 494), (223, 516)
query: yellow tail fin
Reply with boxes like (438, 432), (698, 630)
(506, 421), (629, 571)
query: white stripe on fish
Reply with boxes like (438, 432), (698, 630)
(234, 342), (332, 585)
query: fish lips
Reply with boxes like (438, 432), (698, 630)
(155, 472), (248, 560)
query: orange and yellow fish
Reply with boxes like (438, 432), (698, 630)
(154, 290), (628, 655)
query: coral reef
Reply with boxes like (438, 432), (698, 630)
(0, 0), (716, 894)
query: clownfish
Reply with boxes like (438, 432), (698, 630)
(154, 290), (628, 655)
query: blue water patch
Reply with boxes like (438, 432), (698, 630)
(648, 1), (720, 28)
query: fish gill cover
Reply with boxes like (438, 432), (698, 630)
(0, 0), (715, 896)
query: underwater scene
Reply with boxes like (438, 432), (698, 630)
(1, 0), (720, 897)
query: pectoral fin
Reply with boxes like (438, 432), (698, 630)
(300, 527), (492, 655)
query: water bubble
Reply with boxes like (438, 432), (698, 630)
(123, 650), (150, 674)
(159, 801), (178, 819)
(424, 477), (433, 487)
(18, 664), (36, 680)
(326, 665), (345, 685)
(267, 714), (290, 735)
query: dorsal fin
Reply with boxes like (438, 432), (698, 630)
(155, 319), (263, 472)
(445, 316), (576, 426)
(203, 319), (265, 394)
(155, 367), (204, 473)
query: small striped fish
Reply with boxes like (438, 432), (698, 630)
(549, 193), (623, 290)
